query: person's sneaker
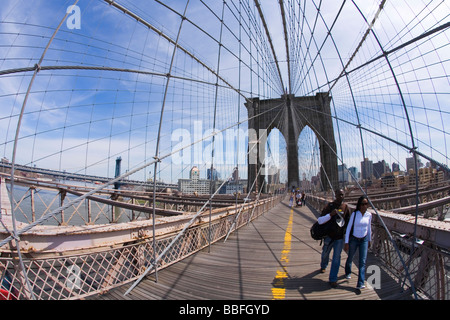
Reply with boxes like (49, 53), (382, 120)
(345, 274), (351, 279)
(356, 284), (366, 290)
(329, 282), (338, 288)
(320, 268), (326, 273)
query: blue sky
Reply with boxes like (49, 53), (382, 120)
(0, 0), (448, 184)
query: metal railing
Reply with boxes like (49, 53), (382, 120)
(1, 174), (254, 226)
(0, 192), (282, 300)
(307, 194), (449, 300)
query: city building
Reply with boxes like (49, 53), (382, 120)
(392, 162), (400, 172)
(220, 181), (245, 194)
(207, 168), (220, 180)
(373, 160), (390, 179)
(231, 167), (240, 182)
(406, 156), (423, 172)
(348, 166), (358, 180)
(381, 166), (444, 188)
(178, 166), (211, 194)
(338, 164), (353, 183)
(361, 158), (373, 180)
(190, 166), (200, 180)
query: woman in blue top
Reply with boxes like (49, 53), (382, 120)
(344, 195), (372, 290)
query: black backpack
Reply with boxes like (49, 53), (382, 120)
(310, 203), (345, 242)
(310, 219), (335, 241)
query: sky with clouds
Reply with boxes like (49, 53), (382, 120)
(0, 0), (448, 184)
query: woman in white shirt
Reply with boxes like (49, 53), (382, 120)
(344, 196), (372, 290)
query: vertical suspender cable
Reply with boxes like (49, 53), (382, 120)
(291, 0), (347, 192)
(254, 0), (286, 95)
(7, 0), (80, 300)
(235, 0), (243, 219)
(326, 0), (386, 193)
(278, 0), (291, 94)
(292, 1), (418, 298)
(224, 105), (283, 241)
(352, 1), (419, 299)
(208, 1), (226, 252)
(150, 0), (191, 282)
(296, 107), (418, 299)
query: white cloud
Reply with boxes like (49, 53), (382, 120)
(1, 0), (448, 183)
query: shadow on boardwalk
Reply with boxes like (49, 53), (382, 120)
(92, 199), (413, 301)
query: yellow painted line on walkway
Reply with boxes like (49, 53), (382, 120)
(271, 208), (294, 300)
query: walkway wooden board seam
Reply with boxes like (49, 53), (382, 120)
(92, 200), (412, 300)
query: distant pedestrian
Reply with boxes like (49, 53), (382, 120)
(295, 191), (302, 206)
(344, 195), (372, 290)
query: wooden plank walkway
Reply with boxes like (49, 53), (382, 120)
(92, 198), (413, 300)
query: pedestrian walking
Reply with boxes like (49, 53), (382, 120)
(344, 195), (372, 290)
(318, 188), (351, 287)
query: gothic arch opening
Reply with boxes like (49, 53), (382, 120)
(297, 125), (321, 192)
(264, 128), (287, 193)
(245, 93), (338, 193)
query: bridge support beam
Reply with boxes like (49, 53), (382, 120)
(245, 93), (338, 192)
(1, 177), (12, 216)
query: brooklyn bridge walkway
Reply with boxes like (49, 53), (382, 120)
(93, 199), (412, 300)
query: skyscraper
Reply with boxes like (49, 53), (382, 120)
(190, 166), (200, 180)
(361, 158), (373, 180)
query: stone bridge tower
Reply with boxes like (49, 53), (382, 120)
(245, 92), (338, 193)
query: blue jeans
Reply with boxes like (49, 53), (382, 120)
(320, 237), (343, 283)
(345, 235), (369, 288)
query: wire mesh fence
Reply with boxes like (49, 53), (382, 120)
(0, 194), (281, 300)
(308, 193), (449, 300)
